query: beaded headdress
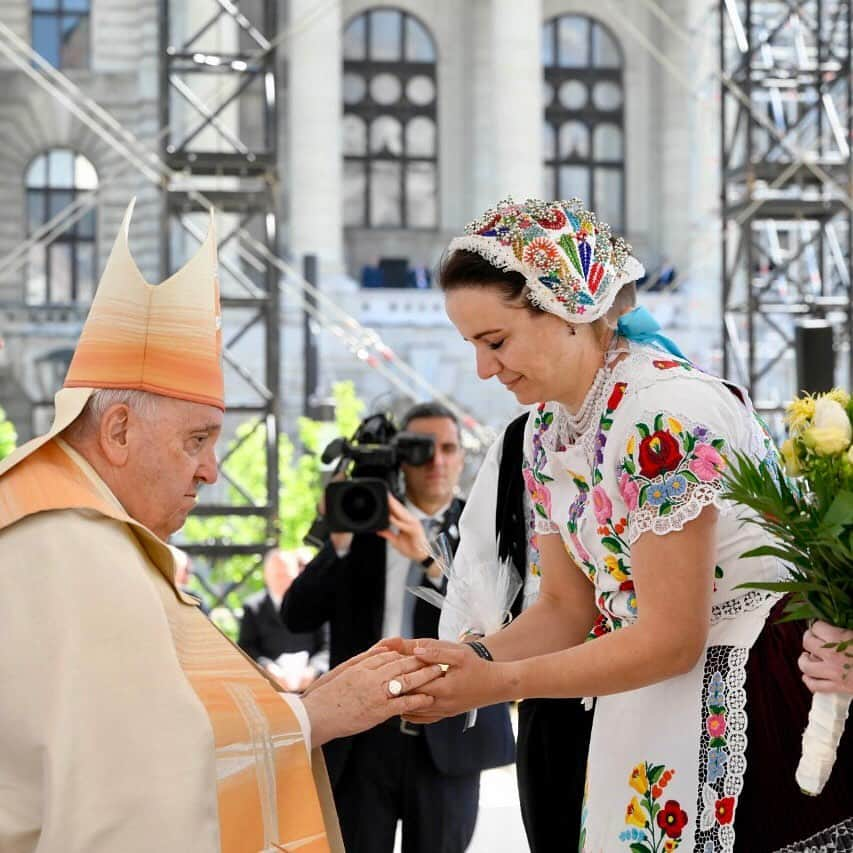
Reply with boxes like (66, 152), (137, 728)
(447, 197), (644, 324)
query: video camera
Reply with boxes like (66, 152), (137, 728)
(309, 413), (435, 539)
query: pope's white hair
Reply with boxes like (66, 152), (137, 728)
(64, 388), (162, 441)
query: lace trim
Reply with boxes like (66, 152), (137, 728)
(627, 483), (724, 545)
(710, 590), (780, 626)
(533, 517), (560, 535)
(773, 818), (853, 852)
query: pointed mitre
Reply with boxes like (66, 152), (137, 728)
(63, 198), (224, 409)
(0, 199), (223, 479)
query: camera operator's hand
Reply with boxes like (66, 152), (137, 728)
(377, 495), (433, 564)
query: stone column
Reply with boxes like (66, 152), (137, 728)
(287, 0), (343, 273)
(489, 0), (544, 201)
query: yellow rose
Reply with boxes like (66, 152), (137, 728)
(780, 438), (801, 476)
(629, 763), (649, 795)
(786, 394), (815, 433)
(803, 398), (852, 456)
(625, 796), (647, 828)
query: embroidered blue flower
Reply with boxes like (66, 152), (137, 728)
(707, 747), (729, 783)
(708, 672), (725, 706)
(645, 482), (667, 506)
(618, 828), (644, 842)
(694, 426), (710, 443)
(663, 472), (689, 500)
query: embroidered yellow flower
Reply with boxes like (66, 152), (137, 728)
(664, 840), (678, 852)
(668, 417), (683, 433)
(604, 554), (629, 582)
(629, 763), (649, 795)
(625, 796), (646, 827)
(626, 435), (636, 456)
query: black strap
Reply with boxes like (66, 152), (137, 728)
(495, 412), (530, 618)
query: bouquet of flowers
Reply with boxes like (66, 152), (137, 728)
(723, 388), (853, 795)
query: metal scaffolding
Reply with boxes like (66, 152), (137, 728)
(720, 0), (852, 417)
(160, 0), (281, 597)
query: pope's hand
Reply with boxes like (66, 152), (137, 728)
(397, 639), (509, 724)
(800, 621), (853, 695)
(300, 643), (445, 747)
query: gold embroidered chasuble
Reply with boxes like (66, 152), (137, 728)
(0, 439), (342, 852)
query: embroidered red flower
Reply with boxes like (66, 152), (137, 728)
(638, 431), (684, 478)
(523, 237), (561, 271)
(706, 713), (727, 738)
(590, 614), (609, 637)
(607, 381), (628, 411)
(715, 796), (736, 825)
(535, 207), (567, 230)
(653, 359), (682, 370)
(656, 800), (688, 839)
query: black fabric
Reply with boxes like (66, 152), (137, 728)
(280, 494), (514, 850)
(237, 590), (327, 663)
(495, 412), (529, 620)
(734, 597), (853, 852)
(333, 722), (480, 853)
(516, 698), (594, 853)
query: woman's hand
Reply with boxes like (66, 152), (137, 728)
(398, 640), (513, 724)
(800, 621), (853, 695)
(376, 495), (432, 563)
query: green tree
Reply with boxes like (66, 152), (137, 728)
(0, 406), (17, 461)
(182, 382), (364, 622)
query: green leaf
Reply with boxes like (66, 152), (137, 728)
(654, 413), (665, 432)
(623, 457), (636, 475)
(543, 411), (554, 425)
(714, 565), (725, 579)
(708, 704), (726, 715)
(636, 422), (650, 439)
(601, 417), (613, 429)
(824, 490), (853, 532)
(630, 844), (652, 853)
(647, 764), (666, 784)
(712, 438), (726, 450)
(535, 504), (549, 518)
(559, 233), (583, 275)
(601, 536), (623, 554)
(709, 736), (727, 749)
(659, 502), (673, 516)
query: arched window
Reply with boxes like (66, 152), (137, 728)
(542, 15), (625, 230)
(342, 8), (438, 229)
(26, 149), (98, 304)
(31, 0), (91, 69)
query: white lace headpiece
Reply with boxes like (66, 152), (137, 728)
(447, 197), (645, 324)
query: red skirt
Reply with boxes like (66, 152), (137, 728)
(735, 598), (853, 852)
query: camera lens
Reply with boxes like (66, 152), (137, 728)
(340, 483), (381, 525)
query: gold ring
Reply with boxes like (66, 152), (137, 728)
(388, 678), (403, 697)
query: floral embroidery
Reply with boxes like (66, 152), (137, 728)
(653, 359), (692, 371)
(525, 403), (557, 527)
(619, 415), (727, 536)
(619, 762), (687, 851)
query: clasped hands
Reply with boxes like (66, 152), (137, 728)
(299, 637), (501, 748)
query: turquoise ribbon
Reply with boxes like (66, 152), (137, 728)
(616, 306), (687, 360)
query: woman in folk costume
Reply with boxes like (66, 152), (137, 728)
(0, 200), (442, 853)
(388, 198), (853, 851)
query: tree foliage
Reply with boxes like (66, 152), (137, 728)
(0, 406), (17, 462)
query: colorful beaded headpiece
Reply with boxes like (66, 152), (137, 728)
(447, 197), (645, 324)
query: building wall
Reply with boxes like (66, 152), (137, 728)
(0, 0), (719, 446)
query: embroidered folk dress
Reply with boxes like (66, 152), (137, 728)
(522, 342), (786, 853)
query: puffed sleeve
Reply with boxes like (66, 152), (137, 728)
(522, 402), (561, 535)
(602, 376), (751, 544)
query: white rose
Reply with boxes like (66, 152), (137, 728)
(804, 398), (853, 456)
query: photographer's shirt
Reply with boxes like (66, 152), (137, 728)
(382, 499), (448, 639)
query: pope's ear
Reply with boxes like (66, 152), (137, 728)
(98, 403), (132, 466)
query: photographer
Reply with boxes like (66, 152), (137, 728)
(281, 402), (514, 853)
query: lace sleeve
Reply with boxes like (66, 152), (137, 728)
(614, 410), (728, 544)
(523, 404), (560, 535)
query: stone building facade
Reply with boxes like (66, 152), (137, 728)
(0, 0), (721, 442)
